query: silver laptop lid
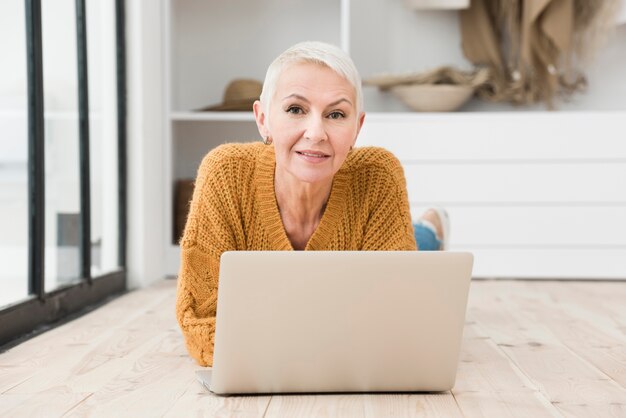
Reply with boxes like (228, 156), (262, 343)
(210, 251), (473, 395)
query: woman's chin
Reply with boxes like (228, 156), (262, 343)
(290, 168), (335, 185)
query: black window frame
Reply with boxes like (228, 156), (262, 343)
(0, 0), (127, 346)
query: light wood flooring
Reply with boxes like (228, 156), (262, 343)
(1, 279), (625, 417)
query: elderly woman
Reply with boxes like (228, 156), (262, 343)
(176, 41), (448, 366)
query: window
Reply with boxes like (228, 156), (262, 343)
(0, 0), (127, 346)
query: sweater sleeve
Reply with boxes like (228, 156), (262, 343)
(175, 148), (239, 367)
(361, 151), (417, 251)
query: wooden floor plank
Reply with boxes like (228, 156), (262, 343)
(519, 282), (626, 390)
(2, 279), (626, 417)
(553, 281), (626, 339)
(566, 281), (626, 333)
(470, 281), (626, 417)
(2, 289), (174, 395)
(452, 323), (560, 418)
(570, 281), (626, 300)
(362, 393), (462, 418)
(162, 379), (271, 418)
(0, 284), (171, 368)
(264, 393), (365, 417)
(63, 331), (194, 417)
(0, 366), (39, 394)
(0, 393), (91, 418)
(264, 392), (462, 418)
(0, 287), (172, 395)
(6, 316), (177, 395)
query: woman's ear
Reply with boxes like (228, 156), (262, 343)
(253, 100), (269, 138)
(353, 111), (366, 147)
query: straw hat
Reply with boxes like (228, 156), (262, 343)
(197, 79), (262, 111)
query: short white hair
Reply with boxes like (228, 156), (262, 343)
(260, 41), (363, 117)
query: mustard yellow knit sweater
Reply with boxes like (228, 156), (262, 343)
(176, 142), (416, 366)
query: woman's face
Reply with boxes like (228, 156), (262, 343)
(254, 62), (365, 185)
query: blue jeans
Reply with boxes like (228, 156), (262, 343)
(413, 222), (441, 251)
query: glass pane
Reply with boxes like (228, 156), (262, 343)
(42, 0), (82, 292)
(0, 2), (28, 307)
(87, 0), (119, 276)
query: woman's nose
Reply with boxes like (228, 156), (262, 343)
(303, 115), (328, 142)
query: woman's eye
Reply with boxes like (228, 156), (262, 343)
(328, 111), (345, 119)
(286, 106), (303, 115)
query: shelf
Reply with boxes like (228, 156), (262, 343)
(362, 109), (626, 121)
(173, 109), (626, 123)
(169, 0), (342, 111)
(170, 111), (255, 122)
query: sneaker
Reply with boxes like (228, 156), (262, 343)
(434, 207), (450, 250)
(423, 207), (450, 251)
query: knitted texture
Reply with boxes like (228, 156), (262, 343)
(176, 142), (416, 366)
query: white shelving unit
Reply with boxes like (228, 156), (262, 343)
(170, 111), (255, 122)
(162, 0), (626, 278)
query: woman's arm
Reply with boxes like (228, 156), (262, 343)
(175, 149), (238, 367)
(361, 150), (417, 251)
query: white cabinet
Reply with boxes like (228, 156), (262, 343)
(162, 0), (626, 278)
(358, 112), (626, 279)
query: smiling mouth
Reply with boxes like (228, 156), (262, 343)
(296, 150), (331, 158)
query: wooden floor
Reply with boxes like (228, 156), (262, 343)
(1, 279), (625, 417)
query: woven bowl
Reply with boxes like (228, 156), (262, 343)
(390, 84), (474, 112)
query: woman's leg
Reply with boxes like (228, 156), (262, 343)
(414, 208), (449, 251)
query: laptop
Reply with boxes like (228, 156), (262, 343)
(196, 251), (473, 395)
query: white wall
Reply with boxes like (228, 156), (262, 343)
(126, 0), (167, 288)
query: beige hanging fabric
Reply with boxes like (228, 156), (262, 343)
(522, 0), (575, 106)
(459, 0), (509, 101)
(460, 0), (618, 107)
